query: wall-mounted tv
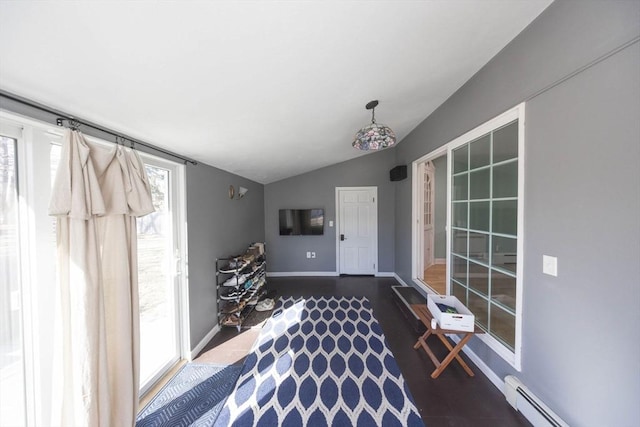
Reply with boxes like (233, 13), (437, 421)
(279, 209), (324, 235)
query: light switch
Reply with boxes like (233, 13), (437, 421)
(306, 251), (311, 259)
(329, 220), (334, 227)
(543, 255), (558, 277)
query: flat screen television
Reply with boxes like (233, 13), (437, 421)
(279, 208), (324, 235)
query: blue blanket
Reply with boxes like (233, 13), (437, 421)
(215, 296), (423, 426)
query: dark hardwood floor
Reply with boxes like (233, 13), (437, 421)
(197, 276), (530, 427)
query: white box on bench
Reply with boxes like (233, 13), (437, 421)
(427, 295), (475, 332)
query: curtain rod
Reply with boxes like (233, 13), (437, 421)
(0, 89), (198, 165)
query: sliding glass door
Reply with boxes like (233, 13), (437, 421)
(137, 156), (185, 395)
(0, 112), (188, 423)
(450, 120), (520, 351)
(0, 133), (25, 426)
(412, 104), (524, 369)
(0, 120), (62, 426)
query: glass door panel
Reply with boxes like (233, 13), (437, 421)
(468, 290), (489, 330)
(469, 134), (491, 169)
(469, 201), (490, 231)
(492, 161), (518, 198)
(0, 135), (25, 426)
(492, 121), (518, 162)
(137, 163), (179, 390)
(490, 304), (516, 349)
(469, 168), (490, 199)
(449, 119), (520, 353)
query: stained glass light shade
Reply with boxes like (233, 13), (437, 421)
(352, 122), (396, 150)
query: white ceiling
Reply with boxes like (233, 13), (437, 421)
(0, 1), (552, 184)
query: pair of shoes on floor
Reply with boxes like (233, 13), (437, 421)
(255, 298), (275, 312)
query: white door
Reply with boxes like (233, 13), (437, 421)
(337, 187), (377, 275)
(423, 161), (435, 269)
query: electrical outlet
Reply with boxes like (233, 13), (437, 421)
(306, 251), (311, 259)
(311, 252), (316, 259)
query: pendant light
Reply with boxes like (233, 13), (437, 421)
(352, 100), (396, 150)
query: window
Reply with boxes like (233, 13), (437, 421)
(0, 112), (188, 424)
(412, 104), (524, 369)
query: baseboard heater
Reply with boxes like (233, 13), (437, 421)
(504, 376), (569, 427)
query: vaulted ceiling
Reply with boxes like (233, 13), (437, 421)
(0, 1), (552, 183)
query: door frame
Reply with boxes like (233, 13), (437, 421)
(410, 103), (526, 369)
(422, 161), (436, 272)
(335, 186), (378, 275)
(412, 146), (448, 294)
(136, 152), (189, 397)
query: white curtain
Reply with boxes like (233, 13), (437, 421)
(49, 129), (154, 426)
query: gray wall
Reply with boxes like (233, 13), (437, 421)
(393, 1), (640, 425)
(522, 39), (639, 426)
(186, 164), (264, 346)
(265, 148), (397, 273)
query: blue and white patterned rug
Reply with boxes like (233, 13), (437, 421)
(214, 296), (424, 426)
(137, 363), (243, 427)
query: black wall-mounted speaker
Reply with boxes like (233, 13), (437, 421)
(390, 165), (407, 181)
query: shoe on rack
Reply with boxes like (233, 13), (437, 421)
(249, 278), (264, 291)
(247, 276), (265, 290)
(251, 261), (266, 273)
(223, 274), (247, 287)
(255, 298), (275, 312)
(220, 302), (240, 314)
(228, 258), (242, 268)
(247, 296), (259, 306)
(220, 289), (244, 300)
(219, 258), (248, 273)
(222, 315), (241, 326)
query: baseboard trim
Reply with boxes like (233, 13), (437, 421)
(267, 271), (339, 277)
(448, 334), (504, 393)
(375, 272), (395, 277)
(190, 324), (220, 360)
(393, 273), (409, 287)
(267, 271), (395, 278)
